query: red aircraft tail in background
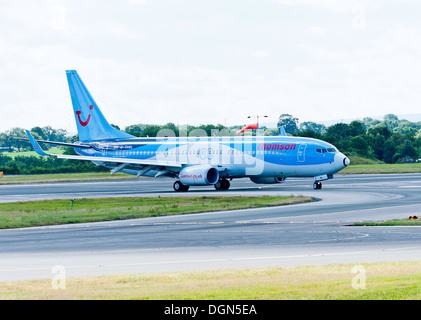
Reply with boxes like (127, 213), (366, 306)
(236, 123), (258, 134)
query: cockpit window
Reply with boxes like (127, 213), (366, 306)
(316, 147), (337, 153)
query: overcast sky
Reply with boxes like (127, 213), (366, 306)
(1, 0), (421, 134)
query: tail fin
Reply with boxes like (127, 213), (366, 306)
(66, 70), (134, 142)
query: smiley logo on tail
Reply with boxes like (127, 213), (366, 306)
(76, 105), (93, 127)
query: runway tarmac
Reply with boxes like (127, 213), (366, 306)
(1, 173), (421, 281)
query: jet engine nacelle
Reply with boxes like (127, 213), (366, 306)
(179, 165), (219, 186)
(249, 176), (286, 184)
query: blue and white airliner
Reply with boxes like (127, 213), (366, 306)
(26, 70), (350, 192)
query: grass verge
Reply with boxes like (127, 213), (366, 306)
(354, 218), (421, 226)
(1, 261), (421, 299)
(0, 195), (314, 229)
(341, 163), (421, 174)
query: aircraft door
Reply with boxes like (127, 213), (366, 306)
(297, 144), (307, 163)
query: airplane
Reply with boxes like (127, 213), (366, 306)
(26, 70), (350, 192)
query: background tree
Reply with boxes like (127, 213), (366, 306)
(367, 126), (391, 160)
(384, 114), (399, 121)
(277, 114), (299, 135)
(299, 121), (326, 135)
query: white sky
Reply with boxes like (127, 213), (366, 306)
(1, 0), (421, 133)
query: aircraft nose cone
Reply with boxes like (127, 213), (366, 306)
(343, 157), (350, 167)
(334, 153), (350, 170)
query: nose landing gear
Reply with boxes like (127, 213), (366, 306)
(313, 174), (332, 190)
(313, 181), (322, 190)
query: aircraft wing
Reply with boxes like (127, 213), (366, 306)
(25, 130), (183, 169)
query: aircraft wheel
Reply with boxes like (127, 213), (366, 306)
(221, 179), (230, 190)
(313, 182), (322, 190)
(214, 179), (230, 191)
(174, 181), (189, 192)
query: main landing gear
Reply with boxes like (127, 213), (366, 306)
(173, 179), (231, 192)
(173, 180), (189, 192)
(214, 179), (230, 191)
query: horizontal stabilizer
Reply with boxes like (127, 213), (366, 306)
(18, 136), (92, 149)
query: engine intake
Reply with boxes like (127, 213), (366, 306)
(250, 176), (286, 184)
(179, 165), (219, 186)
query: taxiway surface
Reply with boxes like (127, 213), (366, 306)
(1, 174), (421, 281)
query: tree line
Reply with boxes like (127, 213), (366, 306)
(1, 113), (421, 174)
(278, 113), (421, 163)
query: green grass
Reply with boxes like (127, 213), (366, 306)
(341, 162), (421, 174)
(347, 155), (384, 165)
(335, 155), (421, 174)
(5, 147), (64, 158)
(0, 195), (314, 229)
(354, 218), (421, 226)
(2, 261), (421, 299)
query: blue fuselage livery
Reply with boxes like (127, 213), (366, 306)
(26, 70), (350, 191)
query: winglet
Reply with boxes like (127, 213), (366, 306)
(25, 130), (50, 156)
